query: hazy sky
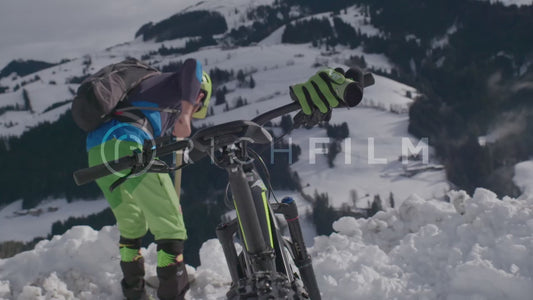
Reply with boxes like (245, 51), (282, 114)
(0, 0), (198, 69)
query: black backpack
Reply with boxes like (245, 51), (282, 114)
(71, 58), (178, 133)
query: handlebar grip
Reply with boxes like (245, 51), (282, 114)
(343, 81), (363, 107)
(363, 72), (375, 87)
(73, 155), (135, 186)
(343, 69), (375, 107)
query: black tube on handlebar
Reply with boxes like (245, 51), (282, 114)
(73, 155), (137, 186)
(252, 102), (301, 126)
(73, 139), (190, 186)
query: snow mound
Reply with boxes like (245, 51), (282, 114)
(311, 188), (533, 300)
(1, 188), (532, 299)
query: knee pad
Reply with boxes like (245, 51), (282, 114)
(156, 239), (185, 267)
(119, 236), (143, 262)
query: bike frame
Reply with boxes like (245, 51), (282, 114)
(211, 137), (320, 299)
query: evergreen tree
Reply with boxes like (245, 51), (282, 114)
(312, 191), (336, 236)
(235, 97), (245, 108)
(249, 75), (256, 88)
(280, 115), (293, 134)
(369, 195), (383, 217)
(327, 141), (341, 168)
(237, 70), (246, 83)
(22, 89), (33, 113)
(350, 189), (358, 208)
(215, 88), (227, 105)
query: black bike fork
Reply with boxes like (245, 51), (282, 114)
(216, 219), (243, 285)
(273, 197), (322, 300)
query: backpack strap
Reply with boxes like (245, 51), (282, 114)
(115, 106), (180, 114)
(112, 109), (155, 137)
(110, 105), (181, 138)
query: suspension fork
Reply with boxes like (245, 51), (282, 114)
(226, 163), (276, 273)
(246, 166), (297, 281)
(216, 219), (241, 284)
(273, 197), (321, 300)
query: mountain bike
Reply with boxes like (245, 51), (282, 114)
(73, 71), (374, 299)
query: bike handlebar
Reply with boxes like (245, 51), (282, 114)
(73, 140), (191, 186)
(73, 71), (375, 186)
(252, 71), (375, 126)
(73, 155), (138, 186)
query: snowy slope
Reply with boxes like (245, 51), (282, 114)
(482, 0), (533, 6)
(181, 43), (442, 208)
(1, 0), (445, 264)
(0, 198), (108, 243)
(0, 40), (445, 241)
(1, 188), (532, 299)
(182, 0), (276, 31)
(0, 5), (391, 138)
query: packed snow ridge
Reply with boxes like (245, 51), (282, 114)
(1, 188), (532, 300)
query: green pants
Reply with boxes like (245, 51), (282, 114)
(88, 139), (187, 241)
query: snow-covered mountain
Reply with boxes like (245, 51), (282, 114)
(0, 2), (449, 242)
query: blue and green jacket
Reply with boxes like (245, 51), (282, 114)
(86, 58), (203, 151)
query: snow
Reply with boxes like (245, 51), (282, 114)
(23, 82), (73, 114)
(290, 107), (448, 209)
(313, 188), (533, 299)
(480, 0), (533, 6)
(182, 0), (276, 31)
(0, 91), (24, 108)
(0, 198), (108, 243)
(431, 24), (459, 50)
(1, 188), (532, 299)
(0, 106), (71, 138)
(258, 26), (286, 46)
(513, 160), (533, 198)
(336, 5), (383, 38)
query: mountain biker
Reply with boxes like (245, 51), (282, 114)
(87, 58), (211, 300)
(85, 60), (359, 300)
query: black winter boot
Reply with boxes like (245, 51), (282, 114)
(119, 236), (146, 300)
(156, 262), (189, 300)
(156, 239), (189, 300)
(120, 258), (146, 300)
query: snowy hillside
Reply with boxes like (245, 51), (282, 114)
(1, 188), (532, 299)
(0, 199), (108, 243)
(0, 3), (449, 243)
(482, 0), (533, 6)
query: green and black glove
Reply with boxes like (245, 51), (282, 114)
(290, 67), (364, 115)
